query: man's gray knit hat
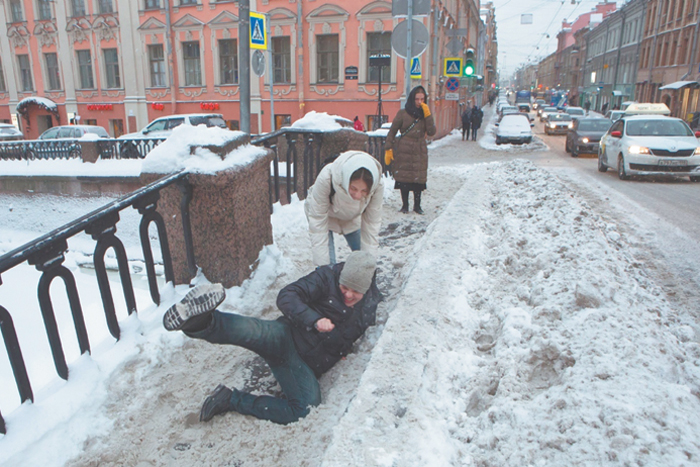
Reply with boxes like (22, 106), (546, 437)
(339, 251), (376, 294)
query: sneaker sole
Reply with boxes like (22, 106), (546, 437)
(163, 284), (225, 331)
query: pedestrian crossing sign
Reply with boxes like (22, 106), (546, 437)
(250, 12), (267, 50)
(410, 58), (422, 79)
(444, 58), (462, 77)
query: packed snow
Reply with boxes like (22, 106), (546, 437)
(290, 111), (352, 131)
(1, 108), (700, 466)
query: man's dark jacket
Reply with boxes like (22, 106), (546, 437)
(276, 263), (379, 376)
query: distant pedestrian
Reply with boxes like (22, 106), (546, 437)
(461, 106), (472, 141)
(584, 100), (591, 114)
(601, 102), (609, 115)
(470, 106), (483, 141)
(353, 116), (365, 132)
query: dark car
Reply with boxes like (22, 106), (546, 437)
(543, 113), (573, 135)
(0, 123), (23, 141)
(566, 118), (612, 157)
(26, 125), (110, 159)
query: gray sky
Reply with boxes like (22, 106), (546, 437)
(489, 0), (625, 78)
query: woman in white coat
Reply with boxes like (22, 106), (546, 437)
(305, 150), (384, 266)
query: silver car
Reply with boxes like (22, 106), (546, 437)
(598, 115), (700, 181)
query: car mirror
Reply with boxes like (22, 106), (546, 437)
(530, 123), (534, 127)
(610, 130), (622, 138)
(142, 129), (150, 134)
(495, 122), (499, 126)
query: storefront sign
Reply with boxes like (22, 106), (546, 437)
(87, 104), (113, 111)
(200, 102), (220, 111)
(345, 66), (358, 80)
(151, 103), (165, 111)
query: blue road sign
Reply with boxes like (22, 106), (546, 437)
(250, 12), (267, 50)
(445, 77), (460, 92)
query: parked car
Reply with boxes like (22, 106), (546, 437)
(539, 106), (558, 121)
(499, 105), (518, 118)
(543, 113), (573, 135)
(598, 115), (700, 181)
(38, 125), (109, 140)
(0, 123), (23, 141)
(565, 118), (612, 157)
(517, 103), (531, 113)
(118, 113), (227, 140)
(565, 107), (586, 119)
(605, 110), (625, 122)
(495, 114), (534, 145)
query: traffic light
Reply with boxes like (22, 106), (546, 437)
(463, 48), (475, 77)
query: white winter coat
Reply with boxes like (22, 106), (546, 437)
(304, 150), (384, 266)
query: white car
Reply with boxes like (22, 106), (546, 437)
(495, 114), (533, 145)
(118, 113), (227, 139)
(598, 115), (700, 181)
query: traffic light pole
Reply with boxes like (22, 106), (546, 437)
(239, 0), (250, 134)
(404, 0), (413, 102)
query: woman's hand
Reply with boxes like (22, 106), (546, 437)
(420, 103), (431, 118)
(315, 318), (335, 332)
(384, 149), (394, 165)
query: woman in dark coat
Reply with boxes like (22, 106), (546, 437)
(470, 105), (483, 141)
(384, 85), (437, 214)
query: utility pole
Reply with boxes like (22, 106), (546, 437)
(239, 0), (250, 133)
(404, 0), (413, 102)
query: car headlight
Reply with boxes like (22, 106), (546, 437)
(628, 145), (650, 155)
(568, 123), (574, 129)
(549, 123), (556, 129)
(580, 137), (589, 143)
(695, 147), (700, 155)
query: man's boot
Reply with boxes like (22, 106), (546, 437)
(200, 384), (234, 422)
(399, 188), (409, 213)
(163, 283), (225, 331)
(413, 191), (424, 214)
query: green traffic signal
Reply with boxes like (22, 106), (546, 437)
(463, 59), (475, 77)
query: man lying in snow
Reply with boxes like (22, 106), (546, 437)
(163, 251), (380, 424)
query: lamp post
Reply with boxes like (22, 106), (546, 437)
(369, 54), (391, 130)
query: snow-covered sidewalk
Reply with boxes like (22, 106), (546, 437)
(2, 128), (700, 466)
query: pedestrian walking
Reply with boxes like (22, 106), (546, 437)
(305, 150), (383, 266)
(470, 105), (484, 141)
(384, 85), (437, 214)
(461, 105), (472, 141)
(353, 116), (364, 132)
(163, 251), (380, 425)
(584, 100), (591, 115)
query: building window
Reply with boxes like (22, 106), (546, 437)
(37, 0), (52, 20)
(103, 48), (121, 88)
(10, 0), (23, 22)
(274, 114), (291, 130)
(0, 57), (6, 92)
(218, 39), (238, 84)
(71, 0), (86, 17)
(145, 0), (160, 10)
(316, 34), (339, 83)
(77, 50), (94, 89)
(182, 41), (201, 86)
(85, 119), (97, 126)
(272, 36), (291, 84)
(17, 54), (33, 91)
(180, 0), (197, 4)
(110, 119), (124, 138)
(45, 53), (61, 90)
(148, 44), (166, 87)
(98, 0), (113, 14)
(367, 32), (391, 83)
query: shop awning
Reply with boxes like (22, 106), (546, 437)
(16, 96), (60, 124)
(659, 80), (699, 90)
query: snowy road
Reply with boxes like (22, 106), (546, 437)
(2, 105), (700, 466)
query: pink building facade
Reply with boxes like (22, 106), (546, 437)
(0, 0), (489, 140)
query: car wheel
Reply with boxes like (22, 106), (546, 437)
(617, 154), (629, 180)
(119, 141), (139, 159)
(69, 148), (81, 159)
(25, 149), (36, 160)
(597, 148), (608, 172)
(690, 176), (700, 182)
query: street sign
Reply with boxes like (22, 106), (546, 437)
(392, 0), (430, 16)
(410, 58), (422, 79)
(391, 19), (430, 59)
(252, 49), (266, 77)
(445, 92), (459, 101)
(445, 29), (468, 37)
(444, 58), (462, 77)
(445, 77), (460, 92)
(250, 12), (267, 50)
(445, 38), (462, 56)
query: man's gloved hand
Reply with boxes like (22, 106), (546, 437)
(420, 103), (431, 118)
(384, 149), (394, 165)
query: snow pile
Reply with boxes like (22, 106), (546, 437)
(323, 160), (700, 465)
(141, 125), (266, 174)
(291, 111), (350, 131)
(78, 132), (102, 141)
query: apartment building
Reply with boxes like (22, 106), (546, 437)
(0, 0), (492, 140)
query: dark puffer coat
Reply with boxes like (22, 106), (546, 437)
(276, 263), (379, 376)
(384, 87), (437, 185)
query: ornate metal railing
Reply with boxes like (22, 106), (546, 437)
(0, 170), (195, 434)
(0, 137), (166, 161)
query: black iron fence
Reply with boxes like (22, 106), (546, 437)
(0, 128), (387, 434)
(0, 137), (166, 161)
(0, 170), (195, 434)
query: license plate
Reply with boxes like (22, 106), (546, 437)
(658, 159), (687, 166)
